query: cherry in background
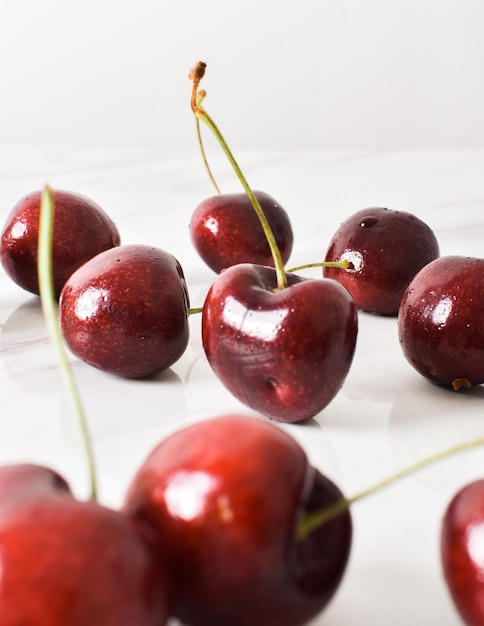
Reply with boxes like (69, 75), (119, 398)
(124, 414), (352, 626)
(323, 207), (440, 315)
(189, 190), (294, 273)
(0, 464), (171, 625)
(60, 244), (190, 378)
(1, 189), (121, 297)
(398, 255), (484, 390)
(441, 479), (484, 626)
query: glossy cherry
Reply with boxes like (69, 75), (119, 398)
(323, 207), (440, 315)
(201, 263), (358, 422)
(441, 479), (484, 626)
(0, 189), (121, 297)
(398, 255), (484, 389)
(123, 414), (352, 626)
(0, 463), (170, 625)
(59, 244), (190, 378)
(189, 190), (294, 273)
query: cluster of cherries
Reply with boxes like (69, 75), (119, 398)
(0, 61), (483, 625)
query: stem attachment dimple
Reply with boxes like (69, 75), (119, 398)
(37, 185), (98, 502)
(189, 61), (288, 291)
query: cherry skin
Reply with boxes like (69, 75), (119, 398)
(0, 189), (121, 297)
(189, 191), (294, 273)
(123, 414), (352, 626)
(0, 463), (171, 625)
(441, 479), (484, 626)
(323, 207), (440, 315)
(201, 263), (358, 422)
(398, 255), (484, 389)
(59, 244), (190, 378)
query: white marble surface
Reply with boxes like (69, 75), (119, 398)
(0, 147), (483, 625)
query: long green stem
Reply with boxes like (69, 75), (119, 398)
(37, 185), (98, 501)
(189, 62), (287, 291)
(298, 433), (484, 541)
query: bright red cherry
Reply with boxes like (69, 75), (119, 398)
(0, 189), (121, 297)
(441, 479), (484, 626)
(124, 414), (352, 626)
(0, 463), (171, 625)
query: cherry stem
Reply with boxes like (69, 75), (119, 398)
(194, 97), (221, 195)
(298, 432), (484, 541)
(187, 306), (203, 316)
(37, 185), (98, 502)
(189, 61), (288, 291)
(287, 259), (353, 273)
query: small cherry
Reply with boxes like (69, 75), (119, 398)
(323, 207), (440, 315)
(1, 189), (121, 297)
(398, 255), (484, 389)
(189, 190), (294, 273)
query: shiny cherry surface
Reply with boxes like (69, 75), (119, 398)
(124, 414), (352, 626)
(202, 263), (358, 422)
(60, 244), (190, 378)
(0, 189), (121, 297)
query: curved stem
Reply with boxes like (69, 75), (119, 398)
(189, 62), (287, 291)
(287, 260), (352, 273)
(195, 111), (221, 195)
(38, 185), (98, 502)
(298, 433), (484, 541)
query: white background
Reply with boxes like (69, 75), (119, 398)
(1, 0), (484, 151)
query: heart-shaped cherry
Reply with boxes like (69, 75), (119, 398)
(59, 244), (190, 378)
(323, 207), (440, 315)
(398, 255), (484, 389)
(202, 263), (358, 422)
(0, 463), (171, 625)
(189, 190), (293, 273)
(1, 189), (121, 297)
(441, 479), (484, 626)
(123, 414), (352, 626)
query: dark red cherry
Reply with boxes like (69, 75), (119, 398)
(0, 189), (121, 297)
(398, 255), (484, 389)
(60, 244), (190, 378)
(323, 207), (439, 315)
(201, 263), (358, 422)
(189, 191), (293, 273)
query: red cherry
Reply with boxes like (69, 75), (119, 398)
(323, 207), (439, 315)
(60, 244), (190, 378)
(123, 414), (352, 626)
(189, 190), (294, 273)
(202, 263), (358, 422)
(398, 255), (484, 388)
(0, 464), (171, 625)
(0, 189), (121, 297)
(441, 479), (484, 626)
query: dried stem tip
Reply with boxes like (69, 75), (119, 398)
(189, 61), (207, 83)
